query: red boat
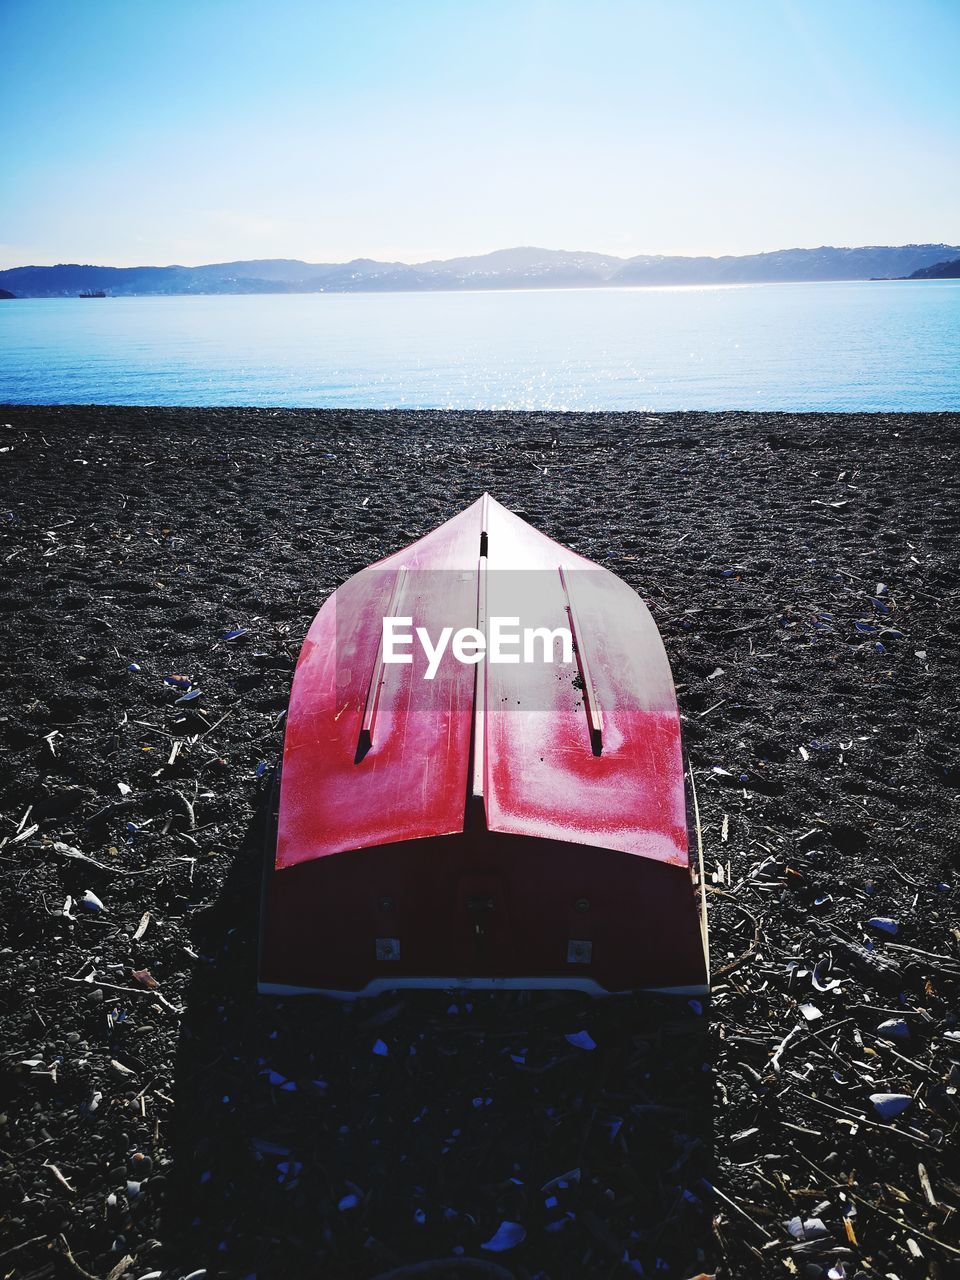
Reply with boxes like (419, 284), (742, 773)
(259, 495), (709, 996)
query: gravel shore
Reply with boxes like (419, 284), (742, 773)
(1, 406), (958, 1280)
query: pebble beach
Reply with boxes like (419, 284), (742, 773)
(0, 405), (958, 1280)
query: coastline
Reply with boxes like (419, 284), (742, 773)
(1, 405), (958, 1278)
(3, 277), (958, 300)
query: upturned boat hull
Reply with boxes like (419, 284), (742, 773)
(259, 495), (708, 996)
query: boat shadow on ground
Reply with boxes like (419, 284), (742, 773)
(170, 791), (714, 1280)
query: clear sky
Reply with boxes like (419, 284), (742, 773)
(1, 0), (958, 268)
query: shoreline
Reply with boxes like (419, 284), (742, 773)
(4, 403), (959, 419)
(1, 405), (957, 1279)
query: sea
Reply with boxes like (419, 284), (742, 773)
(0, 280), (957, 411)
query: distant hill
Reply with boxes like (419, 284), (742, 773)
(0, 288), (15, 299)
(906, 257), (960, 280)
(2, 244), (959, 297)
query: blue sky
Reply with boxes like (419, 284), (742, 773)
(1, 0), (958, 267)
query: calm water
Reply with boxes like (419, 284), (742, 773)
(0, 281), (957, 411)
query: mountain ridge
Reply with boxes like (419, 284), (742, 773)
(906, 256), (960, 280)
(2, 243), (958, 297)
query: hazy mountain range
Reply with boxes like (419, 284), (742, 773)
(2, 244), (958, 297)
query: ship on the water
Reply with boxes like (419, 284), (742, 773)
(78, 289), (106, 298)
